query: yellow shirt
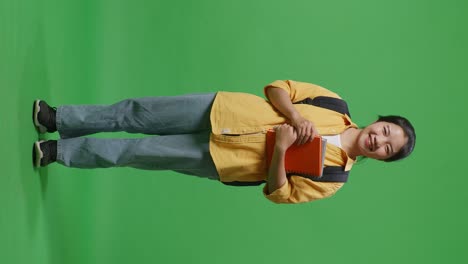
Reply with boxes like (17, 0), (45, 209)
(209, 80), (358, 204)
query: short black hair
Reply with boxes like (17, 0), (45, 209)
(376, 115), (416, 162)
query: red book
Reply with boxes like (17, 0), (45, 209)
(265, 130), (327, 176)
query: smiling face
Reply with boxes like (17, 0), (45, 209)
(358, 121), (408, 160)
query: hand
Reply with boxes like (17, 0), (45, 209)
(273, 124), (297, 151)
(290, 115), (318, 145)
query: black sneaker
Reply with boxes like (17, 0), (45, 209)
(33, 100), (57, 133)
(33, 140), (57, 167)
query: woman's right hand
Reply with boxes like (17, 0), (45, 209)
(273, 124), (297, 151)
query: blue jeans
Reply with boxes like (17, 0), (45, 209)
(55, 93), (220, 180)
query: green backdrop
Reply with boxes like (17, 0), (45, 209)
(1, 0), (467, 263)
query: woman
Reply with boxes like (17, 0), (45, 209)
(32, 80), (416, 204)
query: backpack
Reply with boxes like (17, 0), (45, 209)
(222, 96), (351, 186)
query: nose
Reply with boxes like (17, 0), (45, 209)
(374, 135), (381, 149)
(374, 135), (388, 149)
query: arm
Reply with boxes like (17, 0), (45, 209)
(266, 87), (319, 145)
(263, 80), (341, 103)
(267, 145), (287, 194)
(265, 87), (301, 121)
(266, 124), (295, 194)
(264, 176), (344, 204)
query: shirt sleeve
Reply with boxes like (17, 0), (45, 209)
(264, 80), (341, 103)
(263, 175), (344, 204)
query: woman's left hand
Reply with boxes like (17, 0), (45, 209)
(290, 115), (318, 145)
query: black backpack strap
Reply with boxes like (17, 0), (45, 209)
(222, 180), (265, 187)
(221, 166), (349, 186)
(288, 166), (349, 183)
(295, 96), (351, 117)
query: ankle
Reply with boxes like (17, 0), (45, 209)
(50, 140), (57, 162)
(51, 109), (57, 131)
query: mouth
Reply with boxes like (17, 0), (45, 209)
(366, 134), (373, 151)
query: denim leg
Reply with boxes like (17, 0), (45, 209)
(56, 93), (217, 139)
(56, 131), (219, 180)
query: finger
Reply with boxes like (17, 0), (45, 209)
(306, 126), (313, 143)
(297, 128), (305, 145)
(309, 131), (317, 142)
(292, 131), (298, 142)
(294, 127), (301, 145)
(302, 128), (309, 143)
(302, 126), (310, 145)
(294, 129), (301, 145)
(303, 133), (311, 145)
(302, 129), (309, 145)
(311, 127), (318, 139)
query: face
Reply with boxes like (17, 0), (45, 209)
(358, 121), (408, 160)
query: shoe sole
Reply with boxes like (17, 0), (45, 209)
(33, 100), (47, 133)
(33, 140), (45, 168)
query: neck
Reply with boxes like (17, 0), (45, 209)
(340, 128), (362, 160)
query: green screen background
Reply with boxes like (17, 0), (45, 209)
(1, 0), (467, 263)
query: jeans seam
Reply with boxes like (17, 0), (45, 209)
(57, 139), (64, 163)
(56, 106), (67, 139)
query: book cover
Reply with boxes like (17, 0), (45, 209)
(265, 130), (327, 176)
